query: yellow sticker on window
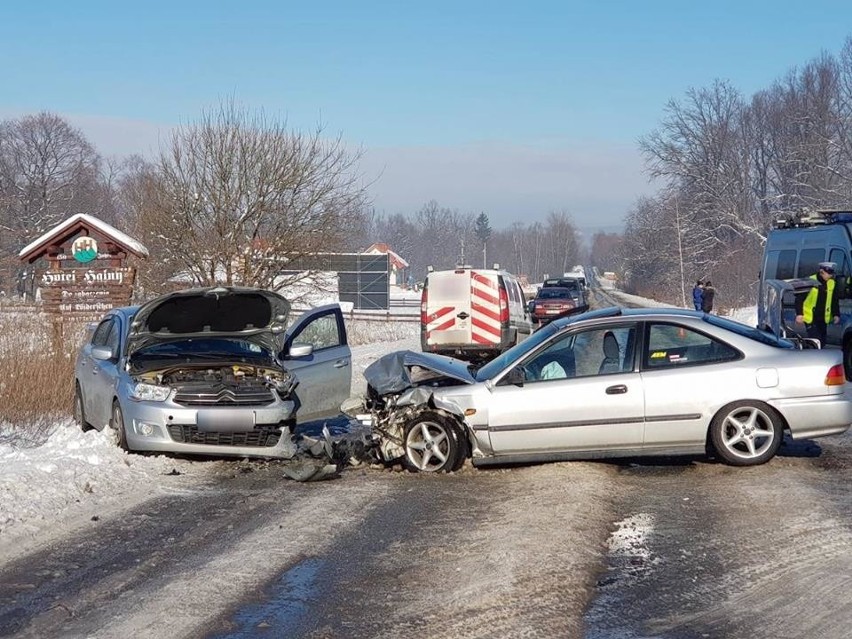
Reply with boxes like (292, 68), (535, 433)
(650, 351), (666, 359)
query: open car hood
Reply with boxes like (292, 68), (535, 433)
(127, 287), (291, 355)
(364, 350), (477, 395)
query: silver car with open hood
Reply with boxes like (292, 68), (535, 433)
(74, 287), (352, 458)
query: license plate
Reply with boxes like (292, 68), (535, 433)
(196, 409), (256, 432)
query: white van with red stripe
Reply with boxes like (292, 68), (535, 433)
(420, 267), (533, 362)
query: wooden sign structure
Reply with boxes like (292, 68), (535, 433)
(18, 214), (149, 318)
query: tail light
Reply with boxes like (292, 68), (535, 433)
(420, 288), (428, 324)
(499, 287), (509, 324)
(825, 364), (846, 386)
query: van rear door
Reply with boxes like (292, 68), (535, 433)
(423, 270), (474, 348)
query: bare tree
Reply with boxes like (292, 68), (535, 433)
(542, 210), (580, 277)
(130, 102), (368, 291)
(0, 112), (108, 293)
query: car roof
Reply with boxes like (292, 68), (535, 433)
(549, 306), (705, 328)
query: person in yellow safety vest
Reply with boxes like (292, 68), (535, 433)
(795, 261), (840, 347)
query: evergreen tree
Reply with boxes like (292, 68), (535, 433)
(475, 212), (492, 268)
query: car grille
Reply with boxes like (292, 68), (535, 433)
(173, 384), (276, 406)
(167, 425), (282, 447)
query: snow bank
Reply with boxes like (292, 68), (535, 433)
(0, 334), (420, 557)
(0, 420), (197, 556)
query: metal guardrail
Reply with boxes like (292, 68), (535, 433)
(389, 298), (421, 308)
(344, 310), (419, 322)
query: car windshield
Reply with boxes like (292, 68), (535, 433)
(536, 288), (572, 299)
(475, 322), (563, 381)
(704, 314), (796, 349)
(134, 338), (270, 358)
(544, 279), (579, 292)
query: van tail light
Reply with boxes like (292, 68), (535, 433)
(499, 287), (509, 324)
(825, 364), (846, 386)
(420, 288), (428, 324)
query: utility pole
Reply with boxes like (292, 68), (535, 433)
(675, 198), (687, 308)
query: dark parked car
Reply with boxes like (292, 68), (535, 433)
(530, 287), (578, 324)
(542, 277), (586, 308)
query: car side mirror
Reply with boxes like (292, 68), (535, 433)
(288, 343), (314, 359)
(91, 346), (115, 361)
(503, 365), (526, 386)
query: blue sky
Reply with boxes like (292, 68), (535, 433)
(2, 0), (851, 231)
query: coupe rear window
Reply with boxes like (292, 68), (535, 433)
(704, 315), (795, 348)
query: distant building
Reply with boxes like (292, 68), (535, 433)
(365, 243), (410, 286)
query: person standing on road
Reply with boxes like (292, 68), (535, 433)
(701, 280), (715, 313)
(795, 261), (840, 347)
(692, 280), (704, 311)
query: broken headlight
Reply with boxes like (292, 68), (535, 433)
(130, 382), (172, 402)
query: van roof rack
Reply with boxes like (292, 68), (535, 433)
(773, 207), (852, 229)
(816, 208), (852, 224)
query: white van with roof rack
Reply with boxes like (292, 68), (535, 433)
(758, 207), (852, 376)
(420, 265), (533, 363)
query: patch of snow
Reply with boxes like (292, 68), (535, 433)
(607, 513), (655, 560)
(0, 333), (420, 558)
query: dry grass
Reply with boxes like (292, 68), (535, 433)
(0, 311), (91, 442)
(0, 308), (416, 445)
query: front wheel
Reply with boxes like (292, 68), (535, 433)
(110, 401), (130, 451)
(709, 401), (782, 466)
(402, 411), (466, 473)
(74, 384), (94, 432)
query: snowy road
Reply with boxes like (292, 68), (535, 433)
(3, 297), (851, 638)
(2, 435), (851, 638)
(0, 461), (620, 638)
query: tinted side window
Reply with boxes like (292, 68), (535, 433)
(506, 279), (521, 304)
(505, 278), (519, 304)
(643, 323), (738, 370)
(765, 249), (797, 280)
(829, 248), (849, 279)
(797, 249), (825, 278)
(91, 319), (113, 346)
(106, 320), (121, 353)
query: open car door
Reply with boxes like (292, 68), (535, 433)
(282, 304), (352, 422)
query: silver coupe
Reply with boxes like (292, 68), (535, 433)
(364, 308), (852, 472)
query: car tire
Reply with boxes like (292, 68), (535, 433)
(402, 411), (465, 473)
(843, 337), (852, 381)
(74, 384), (94, 432)
(110, 400), (130, 452)
(709, 401), (782, 466)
